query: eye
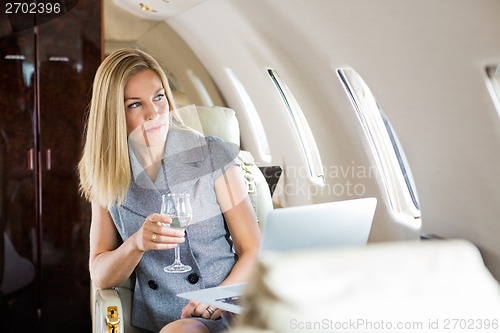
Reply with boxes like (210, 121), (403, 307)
(127, 101), (141, 108)
(154, 94), (165, 101)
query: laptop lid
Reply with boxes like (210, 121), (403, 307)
(260, 197), (377, 252)
(178, 197), (377, 313)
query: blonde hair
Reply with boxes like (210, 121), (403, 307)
(78, 48), (179, 208)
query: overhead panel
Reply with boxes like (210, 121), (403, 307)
(112, 0), (207, 19)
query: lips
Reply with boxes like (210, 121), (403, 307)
(145, 123), (165, 132)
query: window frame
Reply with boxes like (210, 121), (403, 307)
(485, 65), (500, 118)
(268, 68), (325, 186)
(337, 67), (421, 219)
(224, 67), (271, 162)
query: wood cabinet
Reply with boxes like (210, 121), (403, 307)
(0, 1), (101, 331)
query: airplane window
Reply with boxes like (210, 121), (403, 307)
(337, 67), (421, 219)
(165, 70), (191, 108)
(187, 69), (214, 106)
(485, 65), (500, 118)
(165, 68), (184, 92)
(225, 68), (271, 162)
(267, 69), (325, 185)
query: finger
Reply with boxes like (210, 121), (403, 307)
(147, 214), (171, 226)
(157, 226), (185, 238)
(188, 302), (207, 318)
(180, 301), (199, 319)
(150, 233), (185, 246)
(197, 303), (217, 319)
(145, 218), (185, 238)
(203, 306), (219, 320)
(147, 214), (161, 226)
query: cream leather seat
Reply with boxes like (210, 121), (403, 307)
(177, 105), (273, 230)
(92, 105), (273, 333)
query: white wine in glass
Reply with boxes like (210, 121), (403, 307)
(161, 193), (193, 273)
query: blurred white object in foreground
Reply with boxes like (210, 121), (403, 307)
(231, 240), (500, 333)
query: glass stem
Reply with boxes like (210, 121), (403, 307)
(174, 245), (181, 263)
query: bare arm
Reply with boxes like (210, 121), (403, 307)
(181, 165), (261, 319)
(89, 202), (186, 289)
(215, 165), (262, 285)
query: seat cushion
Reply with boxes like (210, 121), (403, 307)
(177, 105), (240, 146)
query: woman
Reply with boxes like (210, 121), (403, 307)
(78, 49), (261, 333)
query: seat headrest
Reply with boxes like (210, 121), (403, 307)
(176, 105), (240, 146)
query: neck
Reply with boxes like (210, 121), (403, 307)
(135, 144), (164, 181)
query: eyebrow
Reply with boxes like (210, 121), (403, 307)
(124, 87), (165, 102)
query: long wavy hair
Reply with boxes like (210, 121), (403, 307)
(78, 48), (180, 208)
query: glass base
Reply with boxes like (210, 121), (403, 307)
(163, 262), (192, 273)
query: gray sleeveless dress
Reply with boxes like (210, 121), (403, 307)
(108, 128), (240, 332)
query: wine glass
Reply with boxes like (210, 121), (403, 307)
(161, 193), (193, 273)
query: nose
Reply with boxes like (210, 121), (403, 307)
(146, 103), (160, 121)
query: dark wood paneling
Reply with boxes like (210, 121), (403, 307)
(0, 29), (39, 331)
(0, 0), (101, 331)
(37, 1), (100, 331)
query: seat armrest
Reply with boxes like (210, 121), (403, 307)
(94, 288), (124, 333)
(94, 285), (150, 333)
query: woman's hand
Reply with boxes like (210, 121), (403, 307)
(134, 213), (186, 252)
(180, 300), (222, 320)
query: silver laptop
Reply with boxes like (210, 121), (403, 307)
(177, 197), (377, 313)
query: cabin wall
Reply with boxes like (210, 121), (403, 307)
(103, 0), (500, 280)
(163, 0), (500, 279)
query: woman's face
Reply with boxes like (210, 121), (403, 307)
(124, 69), (169, 136)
